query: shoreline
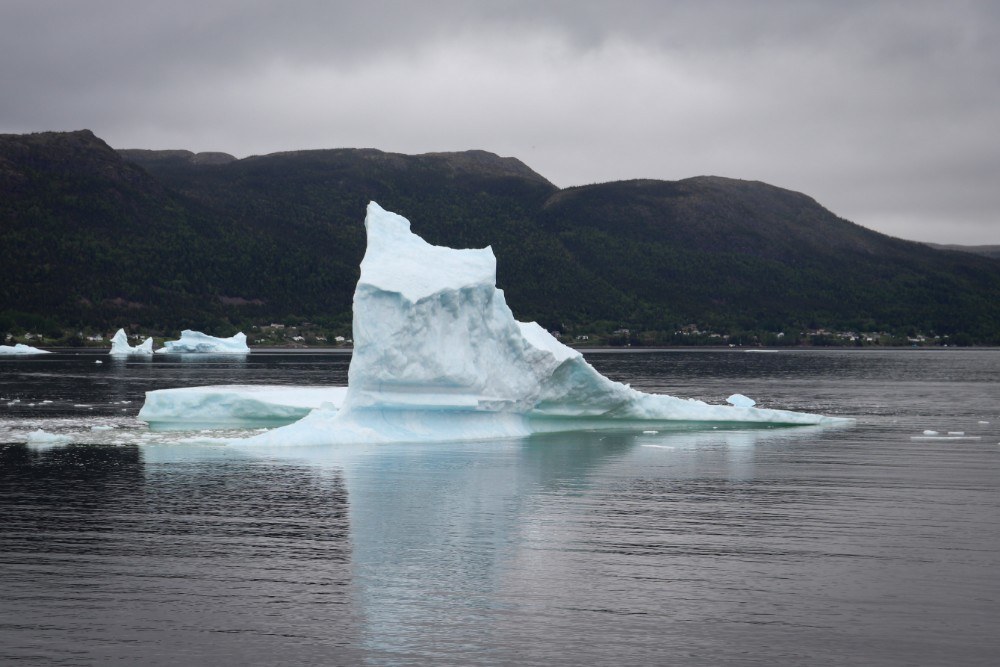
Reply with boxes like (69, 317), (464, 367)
(10, 345), (1000, 355)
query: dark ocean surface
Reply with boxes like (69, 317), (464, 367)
(1, 349), (998, 665)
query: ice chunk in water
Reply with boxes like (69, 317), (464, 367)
(156, 330), (249, 354)
(0, 343), (50, 355)
(109, 328), (154, 356)
(726, 394), (756, 408)
(25, 430), (72, 447)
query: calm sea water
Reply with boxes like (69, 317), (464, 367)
(1, 349), (998, 666)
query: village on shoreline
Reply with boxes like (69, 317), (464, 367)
(3, 321), (980, 351)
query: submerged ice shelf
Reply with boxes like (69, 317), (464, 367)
(139, 385), (347, 428)
(141, 202), (849, 444)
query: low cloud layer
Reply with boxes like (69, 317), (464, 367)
(3, 0), (998, 243)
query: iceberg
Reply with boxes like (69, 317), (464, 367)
(24, 429), (72, 447)
(726, 393), (756, 408)
(230, 202), (846, 447)
(109, 328), (153, 356)
(156, 330), (249, 354)
(0, 343), (51, 355)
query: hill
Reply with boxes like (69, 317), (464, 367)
(536, 178), (1000, 337)
(2, 129), (999, 344)
(925, 243), (1000, 260)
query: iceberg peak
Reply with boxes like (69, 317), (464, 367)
(360, 201), (496, 303)
(109, 328), (153, 356)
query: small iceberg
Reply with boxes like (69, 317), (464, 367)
(25, 429), (72, 447)
(156, 330), (249, 355)
(0, 343), (51, 355)
(109, 328), (154, 356)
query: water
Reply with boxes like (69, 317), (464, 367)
(1, 349), (998, 665)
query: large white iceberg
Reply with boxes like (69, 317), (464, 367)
(0, 343), (50, 355)
(229, 202), (846, 447)
(109, 328), (153, 356)
(156, 330), (249, 354)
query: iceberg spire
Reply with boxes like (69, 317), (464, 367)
(109, 328), (153, 356)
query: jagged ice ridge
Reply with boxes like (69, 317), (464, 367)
(109, 328), (153, 356)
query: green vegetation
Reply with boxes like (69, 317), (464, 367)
(2, 130), (999, 346)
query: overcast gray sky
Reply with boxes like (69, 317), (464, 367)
(2, 0), (998, 244)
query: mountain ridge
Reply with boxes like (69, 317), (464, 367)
(925, 243), (1000, 260)
(2, 129), (998, 344)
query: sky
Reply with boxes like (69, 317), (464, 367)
(2, 0), (998, 244)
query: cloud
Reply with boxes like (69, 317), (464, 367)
(1, 1), (998, 243)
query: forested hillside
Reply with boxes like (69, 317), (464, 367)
(2, 130), (999, 344)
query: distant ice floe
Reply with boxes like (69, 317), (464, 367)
(156, 330), (249, 355)
(0, 343), (50, 355)
(109, 328), (154, 356)
(24, 429), (72, 448)
(911, 428), (985, 441)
